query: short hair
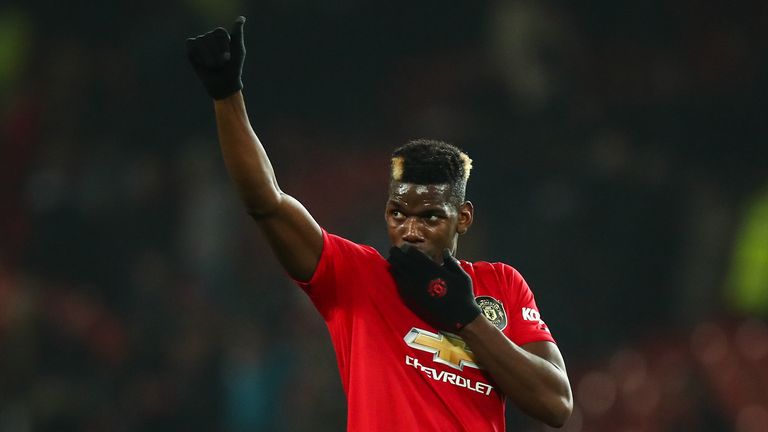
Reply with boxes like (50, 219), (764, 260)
(390, 139), (473, 205)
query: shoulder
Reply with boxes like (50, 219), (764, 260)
(324, 230), (382, 260)
(460, 260), (524, 284)
(298, 229), (384, 300)
(319, 230), (384, 270)
(460, 260), (531, 304)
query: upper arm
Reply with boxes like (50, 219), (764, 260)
(255, 192), (323, 282)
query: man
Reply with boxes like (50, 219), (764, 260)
(187, 17), (572, 431)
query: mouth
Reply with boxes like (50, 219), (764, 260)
(401, 242), (426, 254)
(400, 243), (442, 264)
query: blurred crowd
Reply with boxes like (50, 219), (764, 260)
(1, 0), (766, 431)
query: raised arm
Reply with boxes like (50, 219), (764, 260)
(187, 17), (322, 281)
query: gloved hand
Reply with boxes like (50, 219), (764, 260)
(388, 245), (481, 332)
(186, 16), (246, 100)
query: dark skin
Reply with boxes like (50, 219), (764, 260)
(213, 91), (573, 427)
(385, 182), (470, 262)
(386, 182), (573, 427)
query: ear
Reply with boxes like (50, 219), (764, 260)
(457, 201), (474, 235)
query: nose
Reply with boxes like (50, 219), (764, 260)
(401, 217), (424, 243)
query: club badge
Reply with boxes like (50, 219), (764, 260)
(475, 296), (507, 330)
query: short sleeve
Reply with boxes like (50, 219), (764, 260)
(501, 265), (556, 346)
(293, 229), (379, 319)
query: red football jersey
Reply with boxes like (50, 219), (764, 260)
(297, 230), (555, 431)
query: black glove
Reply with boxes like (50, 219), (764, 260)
(388, 245), (481, 332)
(186, 16), (246, 100)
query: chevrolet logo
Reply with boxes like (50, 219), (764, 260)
(404, 328), (479, 371)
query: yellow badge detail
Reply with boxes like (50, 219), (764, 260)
(476, 296), (507, 330)
(404, 328), (479, 371)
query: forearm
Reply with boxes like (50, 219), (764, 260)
(214, 91), (282, 216)
(459, 317), (572, 427)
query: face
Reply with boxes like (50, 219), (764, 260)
(385, 182), (473, 263)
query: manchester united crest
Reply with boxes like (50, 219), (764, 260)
(475, 296), (507, 330)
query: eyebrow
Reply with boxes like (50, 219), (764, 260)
(387, 202), (448, 215)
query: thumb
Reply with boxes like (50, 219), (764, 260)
(442, 249), (462, 273)
(230, 16), (246, 45)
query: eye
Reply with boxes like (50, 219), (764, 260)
(426, 215), (440, 222)
(391, 210), (405, 220)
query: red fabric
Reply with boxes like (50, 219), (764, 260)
(297, 230), (555, 431)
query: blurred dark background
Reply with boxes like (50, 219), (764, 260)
(1, 0), (767, 431)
